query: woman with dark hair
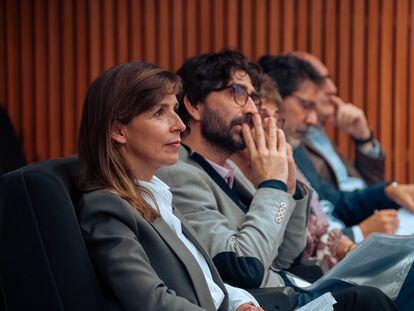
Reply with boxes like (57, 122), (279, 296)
(77, 61), (263, 311)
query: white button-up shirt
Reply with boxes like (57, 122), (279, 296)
(139, 176), (259, 311)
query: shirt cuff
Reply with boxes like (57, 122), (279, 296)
(358, 139), (382, 158)
(352, 225), (364, 243)
(257, 179), (288, 192)
(224, 283), (260, 311)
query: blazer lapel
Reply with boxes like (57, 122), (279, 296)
(176, 209), (229, 311)
(181, 144), (248, 213)
(150, 215), (217, 311)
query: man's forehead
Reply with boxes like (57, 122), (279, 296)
(230, 70), (255, 91)
(297, 80), (320, 97)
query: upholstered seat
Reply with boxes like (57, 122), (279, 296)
(0, 156), (296, 311)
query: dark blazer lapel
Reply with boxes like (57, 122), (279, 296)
(175, 209), (229, 311)
(150, 215), (217, 310)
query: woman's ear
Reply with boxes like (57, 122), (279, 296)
(110, 123), (127, 144)
(183, 96), (202, 121)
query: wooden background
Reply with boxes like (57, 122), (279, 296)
(1, 0), (414, 183)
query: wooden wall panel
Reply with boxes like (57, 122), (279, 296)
(1, 0), (414, 182)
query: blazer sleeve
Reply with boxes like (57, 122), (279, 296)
(157, 164), (300, 288)
(272, 181), (310, 270)
(353, 143), (386, 185)
(78, 192), (206, 311)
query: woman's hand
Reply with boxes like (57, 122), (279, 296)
(335, 236), (356, 260)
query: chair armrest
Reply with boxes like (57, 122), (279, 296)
(288, 261), (324, 283)
(246, 287), (297, 310)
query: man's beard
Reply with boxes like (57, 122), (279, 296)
(200, 105), (252, 155)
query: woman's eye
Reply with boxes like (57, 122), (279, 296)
(153, 109), (164, 118)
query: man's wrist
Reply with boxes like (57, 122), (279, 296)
(353, 129), (374, 146)
(384, 181), (399, 200)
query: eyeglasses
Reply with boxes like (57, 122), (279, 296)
(259, 109), (286, 129)
(290, 94), (317, 111)
(212, 84), (262, 110)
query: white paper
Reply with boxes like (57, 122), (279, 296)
(296, 292), (337, 311)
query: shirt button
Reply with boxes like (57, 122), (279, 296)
(280, 202), (287, 208)
(276, 216), (282, 224)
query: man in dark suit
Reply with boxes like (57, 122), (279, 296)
(0, 105), (26, 175)
(292, 52), (385, 189)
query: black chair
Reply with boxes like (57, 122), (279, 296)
(0, 157), (296, 311)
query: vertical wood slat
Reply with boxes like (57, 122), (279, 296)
(20, 0), (34, 162)
(394, 0), (408, 181)
(282, 0), (294, 51)
(144, 0), (156, 63)
(102, 0), (115, 69)
(240, 0), (252, 58)
(226, 0), (238, 49)
(116, 0), (129, 64)
(88, 0), (102, 81)
(322, 0), (337, 139)
(379, 0), (394, 179)
(409, 0), (414, 183)
(310, 0), (323, 56)
(172, 0), (184, 71)
(1, 0), (414, 182)
(0, 0), (5, 105)
(267, 0), (281, 54)
(74, 0), (88, 136)
(62, 0), (75, 156)
(184, 0), (197, 58)
(34, 0), (48, 161)
(199, 0), (211, 54)
(336, 0), (351, 157)
(351, 0), (365, 110)
(6, 0), (20, 132)
(213, 0), (224, 51)
(254, 0), (266, 60)
(47, 0), (61, 158)
(130, 0), (142, 61)
(296, 0), (309, 51)
(157, 0), (170, 69)
(366, 0), (380, 135)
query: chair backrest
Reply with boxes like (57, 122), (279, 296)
(0, 156), (106, 311)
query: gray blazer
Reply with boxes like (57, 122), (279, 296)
(156, 146), (310, 288)
(78, 189), (229, 311)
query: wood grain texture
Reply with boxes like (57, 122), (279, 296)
(1, 0), (413, 182)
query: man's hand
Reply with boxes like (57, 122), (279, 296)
(242, 114), (289, 187)
(331, 95), (371, 140)
(286, 144), (297, 195)
(236, 303), (264, 311)
(385, 183), (414, 213)
(359, 209), (399, 237)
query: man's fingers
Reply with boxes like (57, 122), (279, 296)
(330, 95), (346, 107)
(375, 209), (398, 217)
(277, 129), (287, 154)
(252, 114), (266, 151)
(267, 116), (277, 151)
(242, 123), (256, 157)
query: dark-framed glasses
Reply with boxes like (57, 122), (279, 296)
(212, 84), (262, 109)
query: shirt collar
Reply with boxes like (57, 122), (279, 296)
(205, 158), (236, 188)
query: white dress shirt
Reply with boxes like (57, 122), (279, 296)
(138, 176), (259, 311)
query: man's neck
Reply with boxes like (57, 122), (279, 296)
(183, 134), (230, 165)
